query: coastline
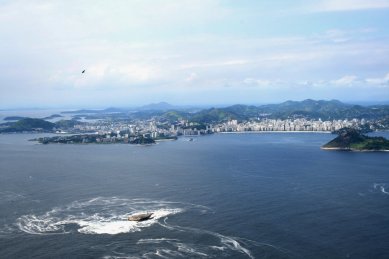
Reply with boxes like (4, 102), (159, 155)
(154, 138), (177, 142)
(219, 131), (331, 134)
(321, 147), (389, 152)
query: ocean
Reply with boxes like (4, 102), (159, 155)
(0, 132), (388, 258)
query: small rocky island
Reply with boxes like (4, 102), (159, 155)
(322, 128), (389, 151)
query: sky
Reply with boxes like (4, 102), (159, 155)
(1, 0), (389, 108)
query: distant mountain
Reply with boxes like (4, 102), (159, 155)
(257, 99), (353, 119)
(3, 116), (27, 121)
(61, 102), (176, 114)
(62, 109), (103, 114)
(137, 102), (175, 111)
(56, 99), (389, 124)
(62, 107), (126, 114)
(160, 99), (389, 123)
(55, 119), (82, 129)
(42, 114), (63, 120)
(260, 99), (389, 120)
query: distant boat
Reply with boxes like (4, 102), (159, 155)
(127, 212), (153, 222)
(189, 138), (194, 141)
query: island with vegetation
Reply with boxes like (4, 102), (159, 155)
(322, 128), (389, 151)
(42, 114), (63, 120)
(32, 133), (158, 145)
(0, 118), (55, 133)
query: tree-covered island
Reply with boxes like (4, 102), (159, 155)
(32, 133), (163, 145)
(322, 128), (389, 151)
(31, 129), (179, 145)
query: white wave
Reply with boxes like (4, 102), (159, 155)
(137, 239), (209, 258)
(156, 222), (254, 259)
(102, 256), (135, 259)
(155, 249), (180, 258)
(16, 197), (287, 258)
(16, 214), (68, 235)
(77, 219), (139, 235)
(17, 197), (184, 235)
(143, 249), (184, 258)
(100, 213), (289, 259)
(220, 236), (254, 259)
(374, 183), (389, 195)
(137, 238), (181, 244)
(77, 209), (182, 235)
(210, 246), (226, 251)
(176, 243), (209, 257)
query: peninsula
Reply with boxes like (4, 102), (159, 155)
(322, 128), (389, 151)
(31, 133), (177, 145)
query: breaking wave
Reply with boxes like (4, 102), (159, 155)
(374, 183), (389, 195)
(16, 197), (185, 235)
(100, 218), (291, 258)
(16, 197), (289, 258)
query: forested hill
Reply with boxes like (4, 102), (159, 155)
(185, 99), (389, 123)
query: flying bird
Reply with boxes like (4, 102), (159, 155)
(82, 70), (85, 74)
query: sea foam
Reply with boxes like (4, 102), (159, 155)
(16, 197), (183, 235)
(374, 183), (389, 195)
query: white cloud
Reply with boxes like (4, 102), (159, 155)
(239, 74), (389, 90)
(244, 78), (270, 87)
(331, 75), (358, 86)
(317, 29), (350, 43)
(366, 73), (389, 86)
(0, 1), (389, 107)
(181, 59), (250, 69)
(310, 0), (389, 12)
(185, 72), (199, 82)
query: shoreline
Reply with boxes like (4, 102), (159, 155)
(219, 131), (332, 134)
(154, 138), (177, 142)
(321, 147), (389, 152)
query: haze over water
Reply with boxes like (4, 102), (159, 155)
(1, 132), (388, 258)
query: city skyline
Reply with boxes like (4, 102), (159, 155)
(1, 0), (389, 108)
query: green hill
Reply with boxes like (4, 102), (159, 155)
(161, 110), (190, 122)
(322, 128), (389, 151)
(55, 119), (81, 129)
(161, 99), (389, 123)
(0, 118), (55, 133)
(190, 108), (239, 123)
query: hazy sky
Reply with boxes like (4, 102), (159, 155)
(1, 0), (389, 108)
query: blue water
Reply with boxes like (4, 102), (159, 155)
(0, 133), (388, 258)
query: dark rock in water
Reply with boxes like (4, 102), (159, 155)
(127, 212), (153, 222)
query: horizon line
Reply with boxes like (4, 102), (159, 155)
(1, 99), (389, 111)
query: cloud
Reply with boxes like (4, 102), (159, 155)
(181, 59), (250, 69)
(331, 75), (358, 86)
(185, 72), (199, 82)
(309, 0), (389, 12)
(243, 78), (282, 88)
(239, 74), (389, 90)
(0, 1), (389, 107)
(365, 73), (389, 86)
(316, 29), (351, 43)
